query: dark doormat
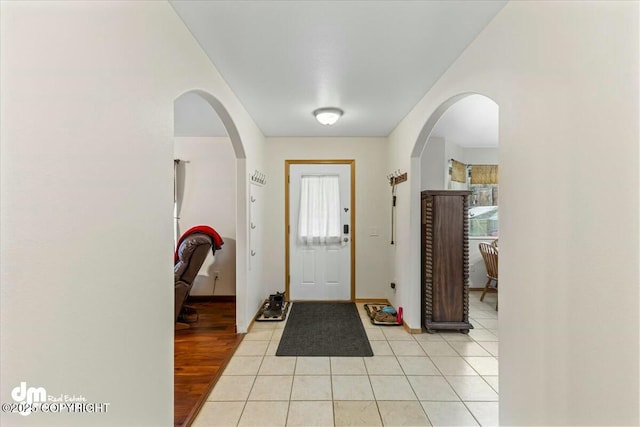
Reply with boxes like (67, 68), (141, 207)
(276, 302), (373, 357)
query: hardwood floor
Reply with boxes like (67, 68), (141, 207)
(174, 299), (244, 427)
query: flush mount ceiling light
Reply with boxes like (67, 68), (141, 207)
(313, 107), (344, 126)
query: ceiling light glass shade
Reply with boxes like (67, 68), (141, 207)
(313, 107), (343, 126)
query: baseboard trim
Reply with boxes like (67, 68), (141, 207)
(402, 321), (423, 334)
(247, 317), (256, 332)
(187, 295), (236, 303)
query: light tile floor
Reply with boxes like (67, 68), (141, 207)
(192, 292), (499, 427)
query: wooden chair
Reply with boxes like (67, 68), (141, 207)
(491, 239), (498, 248)
(478, 242), (499, 310)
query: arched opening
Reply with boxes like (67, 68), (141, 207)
(420, 93), (499, 301)
(409, 92), (500, 417)
(172, 89), (247, 427)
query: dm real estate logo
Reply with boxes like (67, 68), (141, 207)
(5, 382), (110, 417)
(11, 382), (46, 416)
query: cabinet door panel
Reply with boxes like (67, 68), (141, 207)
(432, 196), (464, 322)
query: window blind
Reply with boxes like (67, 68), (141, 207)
(470, 165), (499, 184)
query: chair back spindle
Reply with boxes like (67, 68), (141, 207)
(478, 242), (499, 310)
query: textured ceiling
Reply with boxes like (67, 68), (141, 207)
(171, 0), (505, 143)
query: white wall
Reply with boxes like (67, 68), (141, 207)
(462, 147), (499, 165)
(263, 137), (392, 302)
(0, 2), (265, 426)
(389, 1), (638, 425)
(420, 137), (446, 190)
(174, 137), (236, 295)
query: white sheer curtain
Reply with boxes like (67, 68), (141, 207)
(298, 175), (342, 244)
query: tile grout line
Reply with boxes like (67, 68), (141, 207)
(390, 332), (433, 425)
(329, 356), (335, 427)
(412, 319), (489, 426)
(236, 336), (270, 425)
(363, 312), (386, 426)
(430, 315), (496, 426)
(283, 356), (297, 427)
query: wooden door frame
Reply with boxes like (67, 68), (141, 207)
(285, 159), (356, 301)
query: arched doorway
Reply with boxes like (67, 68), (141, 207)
(409, 92), (500, 422)
(419, 93), (499, 299)
(173, 89), (248, 328)
(172, 89), (248, 427)
(406, 92), (498, 318)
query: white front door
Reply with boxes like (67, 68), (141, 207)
(288, 162), (352, 300)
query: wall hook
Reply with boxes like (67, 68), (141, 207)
(387, 169), (408, 186)
(250, 170), (267, 186)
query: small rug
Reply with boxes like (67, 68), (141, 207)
(276, 302), (373, 357)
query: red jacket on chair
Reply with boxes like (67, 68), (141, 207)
(174, 225), (224, 263)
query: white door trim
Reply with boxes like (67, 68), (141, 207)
(285, 160), (355, 301)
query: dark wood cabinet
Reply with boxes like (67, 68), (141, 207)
(421, 190), (473, 333)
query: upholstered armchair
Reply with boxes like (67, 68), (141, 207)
(174, 233), (213, 323)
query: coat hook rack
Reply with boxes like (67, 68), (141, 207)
(250, 170), (267, 186)
(387, 169), (407, 245)
(387, 169), (408, 186)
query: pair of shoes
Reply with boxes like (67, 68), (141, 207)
(263, 292), (285, 318)
(374, 310), (396, 323)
